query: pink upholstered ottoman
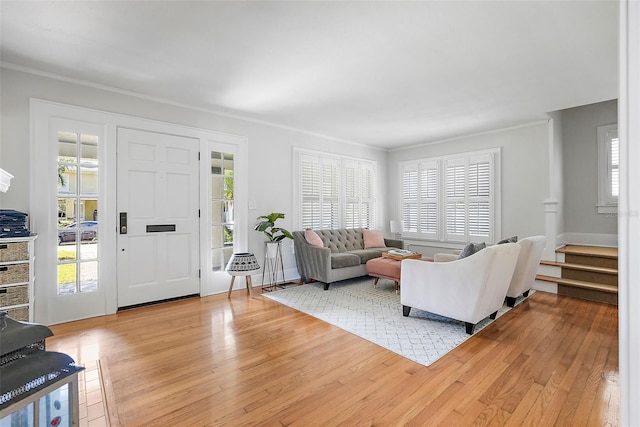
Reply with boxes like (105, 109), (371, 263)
(366, 256), (433, 294)
(366, 257), (402, 293)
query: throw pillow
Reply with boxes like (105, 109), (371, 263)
(457, 242), (486, 259)
(304, 229), (324, 248)
(497, 236), (518, 244)
(363, 229), (386, 249)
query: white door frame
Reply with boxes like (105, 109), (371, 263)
(30, 99), (247, 324)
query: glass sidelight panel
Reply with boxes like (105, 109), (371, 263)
(210, 151), (234, 271)
(57, 132), (99, 294)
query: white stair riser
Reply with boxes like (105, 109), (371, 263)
(533, 279), (558, 294)
(538, 264), (561, 278)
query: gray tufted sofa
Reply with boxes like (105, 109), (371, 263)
(293, 228), (403, 290)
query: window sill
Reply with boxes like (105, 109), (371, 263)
(596, 204), (618, 215)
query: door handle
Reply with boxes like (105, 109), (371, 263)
(119, 212), (127, 234)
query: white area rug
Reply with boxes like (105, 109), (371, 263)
(264, 277), (528, 367)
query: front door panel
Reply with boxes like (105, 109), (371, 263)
(117, 128), (199, 307)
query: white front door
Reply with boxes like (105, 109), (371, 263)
(117, 128), (200, 307)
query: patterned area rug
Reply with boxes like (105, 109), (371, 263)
(264, 277), (528, 367)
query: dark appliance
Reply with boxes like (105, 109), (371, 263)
(0, 312), (84, 426)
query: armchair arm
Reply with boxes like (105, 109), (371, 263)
(434, 253), (458, 262)
(401, 254), (493, 323)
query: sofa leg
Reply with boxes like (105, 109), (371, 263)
(373, 277), (379, 288)
(506, 296), (517, 308)
(465, 322), (476, 335)
(402, 305), (411, 317)
(523, 290), (530, 297)
(323, 283), (330, 291)
(489, 311), (498, 320)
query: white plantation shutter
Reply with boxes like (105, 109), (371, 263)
(400, 149), (497, 243)
(444, 159), (466, 240)
(402, 164), (419, 233)
(359, 163), (374, 229)
(301, 155), (321, 229)
(401, 162), (438, 238)
(597, 124), (618, 212)
(344, 160), (375, 229)
(321, 159), (339, 229)
(419, 162), (438, 238)
(468, 157), (491, 239)
(300, 154), (339, 229)
(296, 149), (376, 230)
(344, 162), (358, 228)
(611, 136), (619, 199)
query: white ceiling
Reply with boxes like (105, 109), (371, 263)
(0, 1), (619, 150)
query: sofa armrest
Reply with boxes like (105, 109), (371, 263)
(293, 233), (332, 283)
(384, 238), (404, 249)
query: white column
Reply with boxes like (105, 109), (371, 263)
(618, 1), (640, 425)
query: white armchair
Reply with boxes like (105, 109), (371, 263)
(505, 236), (546, 307)
(400, 243), (520, 334)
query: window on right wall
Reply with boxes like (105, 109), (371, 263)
(597, 124), (619, 214)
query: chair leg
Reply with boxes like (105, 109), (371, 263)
(323, 283), (330, 290)
(523, 290), (530, 297)
(465, 322), (476, 335)
(395, 281), (399, 295)
(402, 305), (411, 317)
(246, 275), (253, 297)
(227, 275), (236, 298)
(489, 311), (498, 320)
(373, 277), (379, 288)
(506, 296), (517, 307)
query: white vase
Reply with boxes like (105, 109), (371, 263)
(266, 241), (280, 259)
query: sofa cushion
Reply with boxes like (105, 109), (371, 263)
(317, 229), (365, 253)
(363, 229), (386, 249)
(330, 253), (362, 269)
(304, 229), (324, 247)
(497, 235), (518, 244)
(458, 242), (486, 259)
(349, 249), (384, 264)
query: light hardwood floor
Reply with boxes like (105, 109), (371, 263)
(48, 287), (619, 426)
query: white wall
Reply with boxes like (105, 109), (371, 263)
(561, 99), (618, 244)
(0, 67), (389, 281)
(387, 121), (550, 250)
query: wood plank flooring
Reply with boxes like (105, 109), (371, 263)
(47, 288), (619, 426)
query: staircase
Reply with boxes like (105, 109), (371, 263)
(536, 245), (618, 305)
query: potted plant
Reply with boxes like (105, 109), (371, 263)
(254, 212), (293, 242)
(255, 212), (293, 259)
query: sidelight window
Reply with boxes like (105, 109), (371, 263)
(57, 131), (99, 294)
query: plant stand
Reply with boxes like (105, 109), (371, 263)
(262, 241), (285, 292)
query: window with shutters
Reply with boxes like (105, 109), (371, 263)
(295, 149), (376, 230)
(399, 148), (499, 243)
(597, 124), (618, 214)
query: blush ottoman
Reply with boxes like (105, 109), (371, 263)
(366, 257), (402, 294)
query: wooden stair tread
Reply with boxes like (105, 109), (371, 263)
(540, 260), (617, 275)
(536, 274), (618, 293)
(556, 245), (618, 259)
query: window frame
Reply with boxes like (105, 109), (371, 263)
(399, 148), (501, 244)
(597, 124), (619, 214)
(294, 148), (377, 230)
